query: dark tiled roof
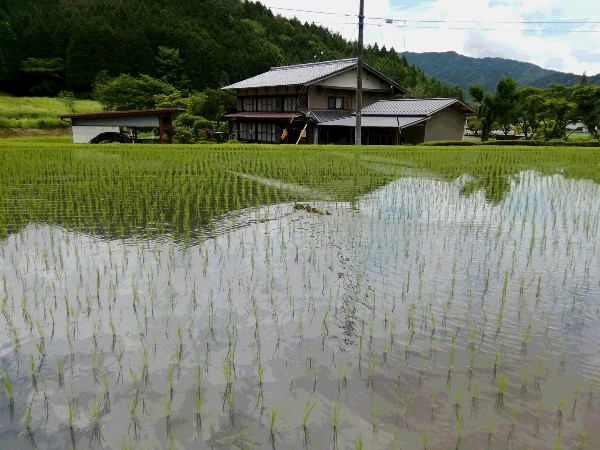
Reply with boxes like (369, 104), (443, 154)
(224, 112), (301, 120)
(305, 109), (353, 123)
(362, 98), (475, 116)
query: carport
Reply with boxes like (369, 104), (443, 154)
(59, 108), (185, 144)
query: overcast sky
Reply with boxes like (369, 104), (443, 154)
(259, 0), (600, 76)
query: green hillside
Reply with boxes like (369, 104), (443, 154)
(0, 0), (462, 100)
(401, 51), (600, 93)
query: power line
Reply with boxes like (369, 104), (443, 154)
(267, 5), (600, 25)
(307, 20), (600, 34)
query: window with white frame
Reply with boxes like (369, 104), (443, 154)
(238, 122), (255, 140)
(257, 123), (277, 142)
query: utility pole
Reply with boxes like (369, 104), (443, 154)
(355, 0), (364, 146)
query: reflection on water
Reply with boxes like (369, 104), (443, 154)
(0, 171), (599, 449)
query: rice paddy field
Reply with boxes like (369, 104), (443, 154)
(0, 142), (599, 449)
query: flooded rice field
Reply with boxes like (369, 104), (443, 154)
(0, 146), (599, 449)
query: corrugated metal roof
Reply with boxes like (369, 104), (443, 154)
(319, 115), (427, 128)
(59, 108), (185, 120)
(305, 109), (353, 123)
(223, 59), (358, 89)
(224, 112), (300, 120)
(362, 98), (475, 116)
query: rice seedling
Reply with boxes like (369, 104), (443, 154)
(68, 399), (76, 448)
(3, 370), (15, 422)
(574, 432), (586, 450)
(532, 400), (543, 437)
(331, 400), (340, 448)
(194, 366), (202, 434)
(88, 396), (104, 446)
(454, 389), (462, 419)
(128, 392), (141, 441)
(21, 404), (38, 449)
(572, 383), (579, 419)
(471, 382), (480, 415)
(371, 406), (380, 437)
(555, 396), (565, 429)
(396, 387), (413, 429)
(496, 374), (508, 413)
(447, 336), (455, 388)
(487, 417), (494, 449)
(587, 377), (598, 409)
(507, 405), (517, 443)
(367, 358), (376, 395)
(302, 401), (316, 447)
(29, 354), (37, 392)
(455, 414), (462, 449)
(101, 373), (110, 414)
(534, 357), (546, 396)
(269, 407), (277, 445)
(492, 351), (499, 381)
(422, 427), (429, 450)
(164, 394), (172, 439)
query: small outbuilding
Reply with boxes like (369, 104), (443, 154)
(318, 98), (475, 145)
(59, 108), (185, 144)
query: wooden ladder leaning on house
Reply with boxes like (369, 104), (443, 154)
(280, 84), (309, 144)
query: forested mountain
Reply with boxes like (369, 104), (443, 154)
(0, 0), (462, 100)
(401, 51), (600, 94)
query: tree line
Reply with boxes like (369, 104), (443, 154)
(469, 75), (600, 141)
(0, 0), (463, 101)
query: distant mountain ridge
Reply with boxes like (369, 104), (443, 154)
(400, 51), (600, 93)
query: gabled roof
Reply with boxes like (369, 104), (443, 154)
(361, 98), (475, 116)
(222, 58), (408, 94)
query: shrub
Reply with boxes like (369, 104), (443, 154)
(419, 140), (478, 146)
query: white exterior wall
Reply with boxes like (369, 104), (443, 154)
(72, 116), (159, 127)
(319, 68), (393, 91)
(423, 108), (467, 142)
(307, 88), (393, 110)
(72, 126), (120, 144)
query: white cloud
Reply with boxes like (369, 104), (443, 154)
(259, 0), (600, 75)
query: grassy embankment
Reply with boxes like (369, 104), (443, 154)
(0, 92), (100, 137)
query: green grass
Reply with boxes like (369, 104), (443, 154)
(0, 92), (101, 129)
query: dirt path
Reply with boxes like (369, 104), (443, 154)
(0, 128), (70, 138)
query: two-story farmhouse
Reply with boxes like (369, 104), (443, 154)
(222, 58), (474, 145)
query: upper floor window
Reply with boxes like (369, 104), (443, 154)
(283, 97), (296, 112)
(257, 97), (276, 112)
(242, 98), (255, 112)
(328, 97), (351, 110)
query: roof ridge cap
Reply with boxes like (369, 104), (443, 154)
(270, 58), (357, 71)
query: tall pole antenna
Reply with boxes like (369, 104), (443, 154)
(355, 0), (364, 146)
